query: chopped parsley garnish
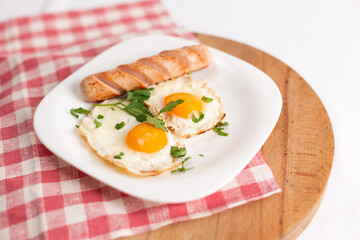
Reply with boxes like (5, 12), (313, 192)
(170, 146), (187, 159)
(171, 157), (193, 173)
(97, 115), (104, 119)
(201, 96), (213, 103)
(70, 107), (90, 118)
(170, 146), (195, 173)
(94, 88), (184, 132)
(192, 112), (204, 123)
(213, 121), (229, 136)
(94, 119), (102, 128)
(199, 154), (204, 157)
(114, 152), (124, 159)
(75, 125), (79, 128)
(115, 121), (125, 130)
(111, 107), (115, 111)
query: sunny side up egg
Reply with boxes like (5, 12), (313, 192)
(145, 75), (225, 138)
(78, 99), (182, 176)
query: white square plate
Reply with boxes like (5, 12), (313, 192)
(33, 35), (282, 203)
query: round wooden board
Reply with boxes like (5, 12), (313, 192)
(120, 34), (334, 240)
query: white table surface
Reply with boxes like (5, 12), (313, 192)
(1, 0), (359, 239)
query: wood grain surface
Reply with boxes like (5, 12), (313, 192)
(120, 34), (334, 240)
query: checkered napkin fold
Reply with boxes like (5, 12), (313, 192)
(0, 0), (280, 239)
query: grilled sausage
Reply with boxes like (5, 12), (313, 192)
(80, 44), (212, 102)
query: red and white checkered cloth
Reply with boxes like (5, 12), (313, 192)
(0, 0), (281, 239)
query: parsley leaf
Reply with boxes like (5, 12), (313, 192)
(201, 96), (213, 103)
(192, 112), (205, 123)
(213, 121), (229, 136)
(73, 107), (90, 114)
(216, 121), (229, 127)
(146, 116), (167, 131)
(171, 157), (193, 173)
(70, 110), (79, 118)
(114, 152), (124, 159)
(157, 99), (185, 115)
(115, 121), (125, 130)
(70, 107), (90, 118)
(75, 125), (79, 128)
(94, 119), (102, 128)
(199, 154), (204, 157)
(170, 146), (187, 158)
(97, 115), (104, 119)
(123, 100), (153, 122)
(126, 88), (153, 102)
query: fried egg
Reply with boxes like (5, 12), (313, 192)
(145, 75), (225, 138)
(78, 99), (182, 176)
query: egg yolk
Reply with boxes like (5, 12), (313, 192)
(164, 93), (202, 119)
(126, 123), (167, 153)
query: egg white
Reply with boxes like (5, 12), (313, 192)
(145, 75), (225, 138)
(78, 99), (182, 176)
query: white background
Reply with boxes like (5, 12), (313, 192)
(1, 0), (359, 239)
